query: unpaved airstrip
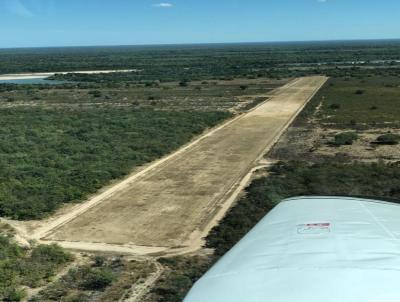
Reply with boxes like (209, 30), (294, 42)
(41, 76), (327, 255)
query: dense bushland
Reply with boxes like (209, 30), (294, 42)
(0, 108), (230, 219)
(0, 236), (72, 301)
(206, 161), (400, 256)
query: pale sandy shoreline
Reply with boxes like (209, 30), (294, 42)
(0, 69), (137, 81)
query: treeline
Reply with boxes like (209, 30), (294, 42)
(2, 41), (400, 81)
(0, 108), (230, 220)
(0, 82), (102, 92)
(50, 66), (400, 84)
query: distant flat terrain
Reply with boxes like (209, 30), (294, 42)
(46, 76), (327, 253)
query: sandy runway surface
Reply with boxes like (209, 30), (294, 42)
(41, 76), (327, 254)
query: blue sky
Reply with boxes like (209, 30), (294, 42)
(0, 0), (399, 48)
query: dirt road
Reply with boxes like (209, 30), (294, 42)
(42, 76), (327, 254)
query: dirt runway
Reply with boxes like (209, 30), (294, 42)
(45, 76), (327, 253)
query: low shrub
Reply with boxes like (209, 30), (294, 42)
(329, 103), (341, 109)
(2, 287), (25, 302)
(331, 132), (358, 146)
(375, 133), (400, 145)
(80, 268), (115, 290)
(30, 244), (73, 265)
(179, 80), (189, 87)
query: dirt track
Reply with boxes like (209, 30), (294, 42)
(42, 76), (327, 254)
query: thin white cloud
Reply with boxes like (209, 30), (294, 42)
(317, 0), (327, 2)
(153, 3), (174, 8)
(2, 0), (34, 17)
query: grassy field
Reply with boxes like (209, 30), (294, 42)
(0, 77), (283, 112)
(0, 107), (230, 220)
(272, 75), (400, 163)
(309, 76), (400, 126)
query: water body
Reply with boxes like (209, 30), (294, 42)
(0, 77), (67, 85)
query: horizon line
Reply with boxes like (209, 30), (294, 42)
(1, 37), (400, 50)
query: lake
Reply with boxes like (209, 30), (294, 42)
(0, 77), (68, 85)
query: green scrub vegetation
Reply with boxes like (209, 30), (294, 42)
(0, 107), (230, 220)
(0, 234), (72, 301)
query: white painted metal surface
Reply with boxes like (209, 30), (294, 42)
(184, 196), (400, 302)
